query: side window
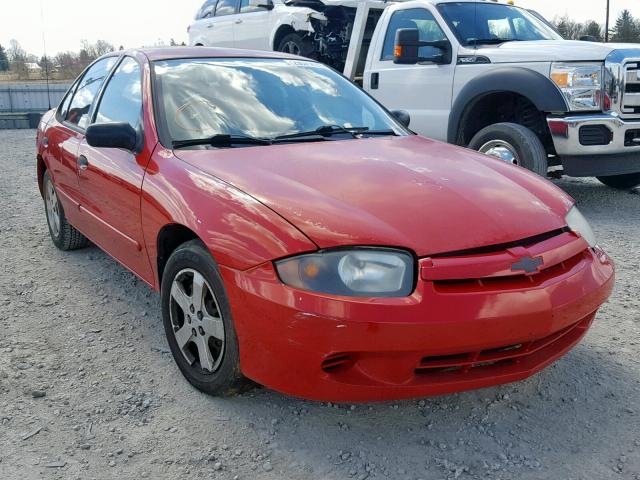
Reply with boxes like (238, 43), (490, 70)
(240, 0), (262, 13)
(381, 8), (447, 61)
(215, 0), (237, 16)
(65, 57), (117, 130)
(198, 0), (217, 19)
(94, 57), (142, 129)
(57, 79), (80, 120)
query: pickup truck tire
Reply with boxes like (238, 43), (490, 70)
(161, 239), (249, 397)
(277, 33), (315, 58)
(468, 123), (548, 177)
(43, 170), (90, 251)
(596, 173), (640, 190)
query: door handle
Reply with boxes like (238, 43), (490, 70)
(77, 155), (89, 171)
(207, 23), (214, 29)
(235, 19), (243, 24)
(371, 72), (379, 89)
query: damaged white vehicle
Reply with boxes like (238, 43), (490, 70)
(188, 0), (382, 71)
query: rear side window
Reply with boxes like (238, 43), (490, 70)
(197, 0), (217, 19)
(65, 57), (117, 130)
(57, 79), (80, 120)
(215, 0), (237, 16)
(381, 8), (447, 61)
(94, 57), (142, 129)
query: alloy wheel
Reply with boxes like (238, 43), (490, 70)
(44, 177), (61, 237)
(169, 268), (225, 373)
(282, 41), (301, 55)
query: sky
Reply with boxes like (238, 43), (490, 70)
(0, 0), (638, 58)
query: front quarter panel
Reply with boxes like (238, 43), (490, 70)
(141, 148), (317, 288)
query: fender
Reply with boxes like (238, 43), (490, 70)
(447, 67), (569, 144)
(269, 8), (327, 48)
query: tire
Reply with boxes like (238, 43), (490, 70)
(276, 33), (315, 59)
(42, 170), (90, 251)
(468, 122), (548, 177)
(597, 173), (640, 190)
(161, 239), (248, 396)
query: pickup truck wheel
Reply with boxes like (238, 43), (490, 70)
(161, 240), (249, 397)
(468, 123), (548, 177)
(43, 170), (89, 251)
(277, 33), (315, 59)
(596, 173), (640, 190)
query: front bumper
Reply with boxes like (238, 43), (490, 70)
(547, 113), (640, 176)
(220, 234), (614, 402)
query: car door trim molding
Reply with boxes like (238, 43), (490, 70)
(78, 203), (143, 251)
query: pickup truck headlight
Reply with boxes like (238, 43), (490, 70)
(565, 206), (597, 247)
(550, 63), (603, 111)
(275, 248), (414, 297)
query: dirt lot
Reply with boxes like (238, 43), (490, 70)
(0, 128), (639, 480)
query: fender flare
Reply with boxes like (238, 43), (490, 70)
(447, 67), (568, 144)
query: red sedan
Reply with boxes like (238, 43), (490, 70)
(36, 48), (614, 401)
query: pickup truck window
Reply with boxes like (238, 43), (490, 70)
(381, 9), (447, 61)
(153, 58), (406, 144)
(437, 2), (561, 45)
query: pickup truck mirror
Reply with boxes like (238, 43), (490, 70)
(248, 0), (274, 9)
(391, 110), (411, 128)
(394, 28), (452, 65)
(86, 122), (138, 152)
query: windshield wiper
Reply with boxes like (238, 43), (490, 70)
(272, 125), (375, 142)
(466, 38), (520, 45)
(172, 134), (272, 149)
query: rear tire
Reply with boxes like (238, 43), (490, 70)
(596, 173), (640, 190)
(468, 122), (548, 177)
(161, 240), (248, 396)
(43, 170), (90, 251)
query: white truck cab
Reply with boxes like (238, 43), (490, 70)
(189, 0), (640, 189)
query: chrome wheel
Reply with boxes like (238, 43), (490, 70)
(281, 41), (301, 55)
(478, 139), (519, 165)
(44, 177), (61, 237)
(169, 268), (225, 373)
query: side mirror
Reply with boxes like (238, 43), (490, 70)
(393, 28), (452, 65)
(579, 35), (598, 42)
(86, 122), (138, 151)
(248, 0), (274, 10)
(391, 110), (410, 128)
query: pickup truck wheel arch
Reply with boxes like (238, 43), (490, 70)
(448, 68), (568, 146)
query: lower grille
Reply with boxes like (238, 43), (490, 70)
(415, 316), (590, 376)
(579, 125), (611, 146)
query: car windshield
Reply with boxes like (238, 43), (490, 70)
(153, 58), (406, 146)
(437, 2), (561, 46)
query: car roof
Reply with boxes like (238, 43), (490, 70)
(123, 47), (305, 62)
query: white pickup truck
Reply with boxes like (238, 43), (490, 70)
(189, 0), (640, 189)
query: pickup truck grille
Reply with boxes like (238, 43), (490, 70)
(622, 62), (640, 116)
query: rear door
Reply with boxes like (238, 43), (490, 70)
(234, 0), (272, 50)
(44, 57), (117, 222)
(76, 56), (153, 280)
(209, 0), (240, 47)
(365, 6), (456, 142)
(190, 0), (218, 45)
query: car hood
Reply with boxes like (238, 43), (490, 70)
(174, 136), (574, 257)
(472, 40), (638, 63)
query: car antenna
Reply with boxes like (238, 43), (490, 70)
(40, 0), (51, 110)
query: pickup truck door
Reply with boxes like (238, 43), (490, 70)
(234, 0), (272, 50)
(365, 7), (456, 142)
(76, 56), (153, 281)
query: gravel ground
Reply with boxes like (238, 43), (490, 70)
(0, 128), (638, 480)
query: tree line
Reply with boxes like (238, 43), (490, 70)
(552, 9), (640, 42)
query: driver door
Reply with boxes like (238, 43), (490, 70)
(76, 56), (153, 281)
(366, 7), (456, 142)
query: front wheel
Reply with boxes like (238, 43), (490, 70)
(276, 33), (315, 59)
(161, 240), (248, 396)
(468, 122), (548, 177)
(597, 173), (640, 190)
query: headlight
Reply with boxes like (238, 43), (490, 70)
(275, 248), (414, 297)
(565, 206), (597, 247)
(551, 63), (603, 111)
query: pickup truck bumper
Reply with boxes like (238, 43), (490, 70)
(547, 114), (640, 176)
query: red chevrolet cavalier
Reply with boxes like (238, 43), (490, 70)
(36, 48), (614, 401)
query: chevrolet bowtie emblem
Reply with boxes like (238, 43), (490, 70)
(511, 256), (543, 274)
